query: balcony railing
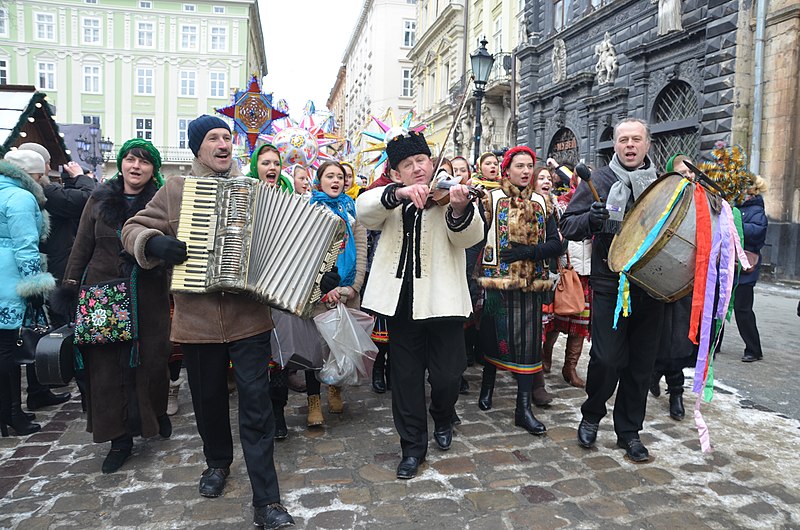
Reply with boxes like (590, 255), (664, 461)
(449, 51), (513, 104)
(112, 145), (248, 164)
(487, 52), (512, 86)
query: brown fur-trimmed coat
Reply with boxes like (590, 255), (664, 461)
(475, 178), (560, 293)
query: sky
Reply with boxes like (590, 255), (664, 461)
(258, 0), (364, 122)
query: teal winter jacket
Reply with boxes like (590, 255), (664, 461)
(0, 160), (54, 329)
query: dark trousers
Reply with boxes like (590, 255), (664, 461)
(733, 284), (762, 358)
(386, 316), (466, 459)
(182, 331), (280, 507)
(581, 288), (664, 439)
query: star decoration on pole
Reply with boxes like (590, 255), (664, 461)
(216, 74), (288, 156)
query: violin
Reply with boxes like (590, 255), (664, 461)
(427, 169), (486, 207)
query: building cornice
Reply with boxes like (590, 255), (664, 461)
(626, 20), (705, 61)
(327, 65), (346, 109)
(342, 0), (373, 62)
(520, 72), (595, 104)
(515, 0), (642, 58)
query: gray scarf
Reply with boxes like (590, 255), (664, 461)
(604, 154), (658, 233)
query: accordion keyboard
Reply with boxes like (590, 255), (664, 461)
(171, 177), (218, 292)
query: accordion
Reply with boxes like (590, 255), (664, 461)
(171, 176), (346, 318)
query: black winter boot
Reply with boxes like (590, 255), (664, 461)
(514, 391), (546, 435)
(478, 365), (495, 411)
(372, 347), (386, 394)
(665, 371), (685, 421)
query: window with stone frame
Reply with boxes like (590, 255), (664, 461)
(178, 118), (192, 149)
(403, 20), (416, 47)
(0, 59), (8, 85)
(135, 117), (153, 140)
(553, 0), (571, 32)
(210, 26), (227, 51)
(180, 25), (198, 50)
(401, 68), (413, 98)
(210, 71), (226, 98)
(650, 80), (700, 171)
(82, 17), (102, 45)
(36, 13), (56, 41)
(0, 9), (8, 38)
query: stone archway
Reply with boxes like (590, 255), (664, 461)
(547, 127), (580, 166)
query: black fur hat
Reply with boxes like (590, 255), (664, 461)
(386, 130), (431, 169)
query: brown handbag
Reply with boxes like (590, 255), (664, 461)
(554, 258), (585, 316)
(742, 250), (759, 274)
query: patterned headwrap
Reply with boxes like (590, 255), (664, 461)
(501, 146), (536, 177)
(341, 161), (360, 199)
(115, 138), (164, 188)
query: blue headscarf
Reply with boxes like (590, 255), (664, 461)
(310, 190), (357, 286)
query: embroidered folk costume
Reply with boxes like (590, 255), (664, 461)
(474, 146), (563, 435)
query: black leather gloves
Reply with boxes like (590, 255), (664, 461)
(145, 235), (188, 265)
(499, 243), (538, 264)
(588, 201), (610, 231)
(320, 266), (341, 293)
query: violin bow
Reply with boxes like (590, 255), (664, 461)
(429, 75), (476, 193)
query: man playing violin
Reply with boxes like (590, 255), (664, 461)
(356, 130), (484, 480)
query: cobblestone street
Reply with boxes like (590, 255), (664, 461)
(2, 336), (799, 529)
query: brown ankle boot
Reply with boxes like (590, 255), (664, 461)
(307, 395), (324, 426)
(328, 385), (344, 414)
(541, 331), (559, 373)
(531, 371), (554, 406)
(562, 335), (586, 388)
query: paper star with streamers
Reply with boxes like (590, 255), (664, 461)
(216, 75), (288, 156)
(359, 109), (429, 168)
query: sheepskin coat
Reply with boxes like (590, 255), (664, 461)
(476, 179), (556, 293)
(357, 184), (484, 320)
(0, 160), (54, 330)
(63, 178), (171, 442)
(121, 159), (274, 343)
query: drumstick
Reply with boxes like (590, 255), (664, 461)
(575, 163), (602, 202)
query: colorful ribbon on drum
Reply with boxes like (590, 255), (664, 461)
(612, 179), (753, 453)
(690, 198), (751, 452)
(612, 179), (691, 329)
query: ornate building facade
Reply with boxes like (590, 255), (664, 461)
(0, 0), (266, 178)
(408, 0), (466, 155)
(453, 0), (527, 162)
(516, 0), (800, 279)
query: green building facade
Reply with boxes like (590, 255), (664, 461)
(0, 0), (266, 174)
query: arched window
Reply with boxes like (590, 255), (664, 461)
(547, 127), (579, 166)
(597, 126), (614, 167)
(650, 80), (699, 170)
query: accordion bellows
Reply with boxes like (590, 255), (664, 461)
(172, 176), (345, 318)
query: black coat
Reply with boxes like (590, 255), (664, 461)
(560, 164), (634, 293)
(40, 174), (95, 280)
(737, 195), (768, 286)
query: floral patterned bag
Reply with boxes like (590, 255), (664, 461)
(73, 268), (139, 346)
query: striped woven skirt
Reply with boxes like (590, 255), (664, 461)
(480, 289), (543, 374)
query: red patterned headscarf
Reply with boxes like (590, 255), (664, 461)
(501, 146), (537, 177)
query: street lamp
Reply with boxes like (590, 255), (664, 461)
(76, 124), (114, 176)
(470, 37), (495, 164)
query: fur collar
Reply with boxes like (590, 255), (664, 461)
(93, 178), (158, 229)
(500, 178), (553, 215)
(0, 160), (47, 208)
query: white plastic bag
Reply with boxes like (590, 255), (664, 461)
(314, 304), (377, 386)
